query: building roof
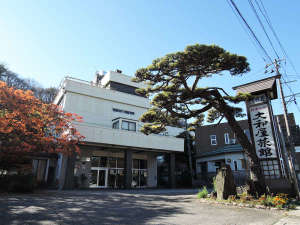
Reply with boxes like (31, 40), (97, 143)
(232, 75), (280, 100)
(198, 144), (243, 157)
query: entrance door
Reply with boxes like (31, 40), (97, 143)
(98, 169), (107, 187)
(90, 168), (108, 188)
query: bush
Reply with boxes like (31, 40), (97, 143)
(259, 193), (290, 208)
(197, 186), (208, 199)
(272, 194), (288, 208)
(0, 174), (36, 193)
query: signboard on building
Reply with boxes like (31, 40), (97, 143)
(250, 104), (277, 159)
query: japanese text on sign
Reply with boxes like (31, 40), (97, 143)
(250, 104), (277, 159)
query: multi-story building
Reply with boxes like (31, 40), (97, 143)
(52, 70), (184, 189)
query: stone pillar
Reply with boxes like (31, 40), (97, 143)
(169, 153), (176, 189)
(124, 150), (133, 189)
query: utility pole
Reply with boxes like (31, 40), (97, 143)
(185, 118), (195, 187)
(275, 59), (300, 198)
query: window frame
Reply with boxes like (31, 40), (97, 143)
(210, 135), (217, 145)
(224, 133), (230, 145)
(121, 120), (136, 131)
(244, 129), (251, 142)
(112, 120), (120, 129)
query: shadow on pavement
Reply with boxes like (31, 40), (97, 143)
(1, 190), (194, 225)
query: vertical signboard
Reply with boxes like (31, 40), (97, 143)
(247, 95), (282, 179)
(250, 104), (277, 159)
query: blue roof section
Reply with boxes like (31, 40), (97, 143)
(198, 144), (243, 157)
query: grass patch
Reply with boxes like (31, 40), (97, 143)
(197, 186), (209, 199)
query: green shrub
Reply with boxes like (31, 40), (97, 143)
(197, 186), (208, 199)
(258, 194), (273, 206)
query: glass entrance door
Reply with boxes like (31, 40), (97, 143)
(90, 168), (108, 188)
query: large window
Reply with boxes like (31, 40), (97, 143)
(121, 120), (136, 131)
(210, 135), (217, 145)
(90, 156), (147, 188)
(112, 119), (137, 132)
(224, 133), (230, 145)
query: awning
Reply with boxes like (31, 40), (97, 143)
(197, 144), (243, 157)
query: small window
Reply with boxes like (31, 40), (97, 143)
(234, 161), (238, 171)
(210, 135), (217, 145)
(112, 121), (119, 129)
(121, 120), (136, 131)
(224, 133), (230, 144)
(240, 159), (247, 169)
(113, 108), (134, 115)
(244, 129), (251, 142)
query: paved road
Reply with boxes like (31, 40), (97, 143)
(0, 189), (299, 225)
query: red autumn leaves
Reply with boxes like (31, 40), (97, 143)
(0, 81), (84, 168)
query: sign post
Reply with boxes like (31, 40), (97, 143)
(233, 75), (292, 192)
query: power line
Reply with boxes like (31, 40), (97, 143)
(226, 0), (273, 64)
(255, 0), (299, 76)
(226, 0), (266, 63)
(248, 0), (280, 59)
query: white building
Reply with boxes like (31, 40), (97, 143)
(51, 70), (184, 189)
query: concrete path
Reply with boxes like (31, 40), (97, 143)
(0, 189), (299, 225)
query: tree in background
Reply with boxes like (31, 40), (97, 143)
(0, 64), (58, 103)
(0, 81), (84, 172)
(133, 44), (265, 194)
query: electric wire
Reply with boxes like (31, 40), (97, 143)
(227, 0), (300, 113)
(226, 0), (273, 63)
(248, 0), (280, 59)
(226, 1), (267, 63)
(255, 0), (299, 76)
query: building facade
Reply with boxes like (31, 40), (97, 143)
(195, 113), (300, 188)
(195, 120), (250, 185)
(47, 70), (184, 189)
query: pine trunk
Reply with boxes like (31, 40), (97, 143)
(214, 96), (266, 195)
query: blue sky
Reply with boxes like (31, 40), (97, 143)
(1, 0), (299, 124)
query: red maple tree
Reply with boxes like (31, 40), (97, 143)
(0, 81), (84, 171)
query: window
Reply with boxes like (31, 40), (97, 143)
(121, 120), (136, 131)
(234, 161), (238, 171)
(240, 159), (247, 169)
(260, 160), (281, 179)
(112, 121), (119, 129)
(210, 135), (217, 145)
(224, 133), (230, 144)
(244, 129), (251, 142)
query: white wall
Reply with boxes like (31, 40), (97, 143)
(75, 122), (184, 152)
(58, 78), (184, 152)
(64, 92), (147, 128)
(100, 71), (147, 89)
